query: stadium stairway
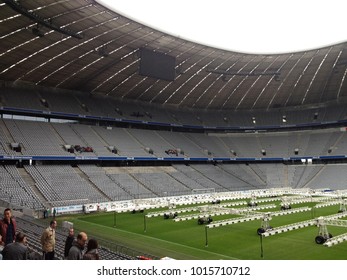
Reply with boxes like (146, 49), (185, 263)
(73, 166), (112, 201)
(17, 167), (49, 208)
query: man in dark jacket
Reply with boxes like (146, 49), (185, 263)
(64, 228), (75, 259)
(2, 232), (29, 260)
(0, 208), (17, 246)
(67, 231), (87, 260)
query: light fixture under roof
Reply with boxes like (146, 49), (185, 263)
(32, 26), (44, 37)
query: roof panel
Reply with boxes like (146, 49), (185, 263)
(0, 0), (346, 111)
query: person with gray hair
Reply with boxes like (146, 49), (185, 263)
(67, 231), (88, 260)
(1, 232), (29, 260)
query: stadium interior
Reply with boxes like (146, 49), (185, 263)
(1, 0), (347, 259)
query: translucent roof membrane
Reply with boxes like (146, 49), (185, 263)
(98, 0), (347, 54)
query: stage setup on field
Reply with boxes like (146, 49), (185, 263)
(70, 187), (347, 249)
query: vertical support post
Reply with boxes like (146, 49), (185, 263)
(113, 211), (117, 227)
(260, 234), (264, 259)
(144, 213), (147, 233)
(205, 226), (208, 247)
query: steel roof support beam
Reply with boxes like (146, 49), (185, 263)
(3, 0), (83, 39)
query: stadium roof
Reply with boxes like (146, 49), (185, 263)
(1, 0), (347, 111)
(104, 0), (347, 55)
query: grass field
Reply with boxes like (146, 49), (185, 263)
(57, 198), (347, 260)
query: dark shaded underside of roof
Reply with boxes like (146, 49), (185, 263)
(1, 0), (347, 111)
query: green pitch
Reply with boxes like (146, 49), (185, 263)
(58, 200), (347, 260)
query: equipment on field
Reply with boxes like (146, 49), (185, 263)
(198, 216), (213, 225)
(163, 212), (178, 219)
(280, 196), (291, 210)
(257, 212), (273, 235)
(338, 199), (346, 213)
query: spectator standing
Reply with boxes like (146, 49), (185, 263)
(1, 232), (29, 260)
(67, 232), (87, 260)
(40, 220), (57, 260)
(0, 208), (17, 246)
(43, 208), (48, 219)
(83, 238), (100, 260)
(64, 228), (75, 259)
